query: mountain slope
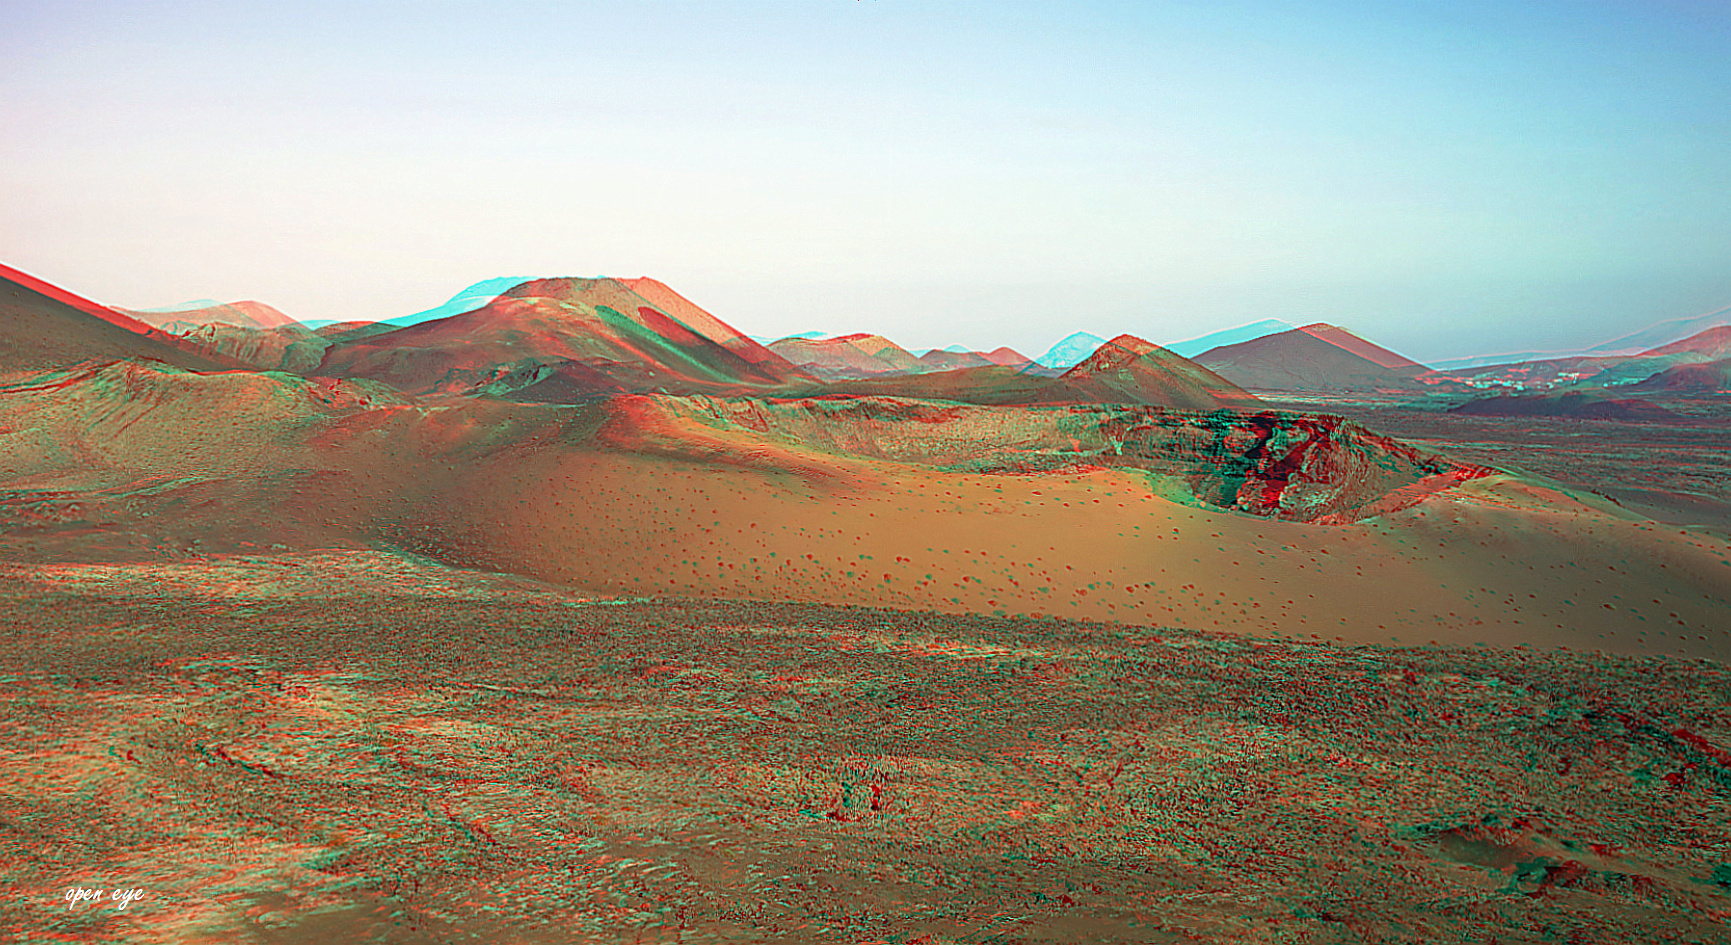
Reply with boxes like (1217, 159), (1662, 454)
(1058, 335), (1261, 409)
(1585, 304), (1731, 356)
(1638, 325), (1731, 360)
(1165, 319), (1295, 358)
(768, 334), (925, 379)
(126, 300), (300, 332)
(618, 277), (806, 380)
(122, 299), (334, 372)
(0, 263), (238, 375)
(1035, 332), (1107, 371)
(319, 276), (807, 396)
(821, 335), (1258, 410)
(1631, 357), (1731, 392)
(1195, 324), (1425, 391)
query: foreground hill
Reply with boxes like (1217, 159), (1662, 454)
(0, 263), (237, 376)
(1196, 323), (1428, 391)
(318, 277), (810, 396)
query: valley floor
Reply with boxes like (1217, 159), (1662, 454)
(0, 553), (1728, 944)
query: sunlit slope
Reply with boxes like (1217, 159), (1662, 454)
(317, 276), (809, 395)
(402, 395), (1730, 657)
(0, 263), (237, 376)
(618, 276), (808, 380)
(4, 361), (1726, 657)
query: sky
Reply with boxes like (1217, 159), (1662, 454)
(3, 0), (1728, 362)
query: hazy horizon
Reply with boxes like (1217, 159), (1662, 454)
(4, 0), (1728, 362)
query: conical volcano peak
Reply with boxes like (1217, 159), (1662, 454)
(1296, 323), (1425, 371)
(1064, 334), (1170, 375)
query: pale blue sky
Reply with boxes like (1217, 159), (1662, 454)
(3, 0), (1727, 361)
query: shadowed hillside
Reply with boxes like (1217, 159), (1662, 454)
(0, 264), (239, 376)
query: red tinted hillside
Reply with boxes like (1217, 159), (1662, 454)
(319, 278), (806, 396)
(769, 334), (925, 378)
(1195, 325), (1424, 392)
(126, 300), (300, 332)
(916, 349), (994, 371)
(1058, 335), (1261, 409)
(983, 346), (1036, 368)
(1296, 323), (1425, 372)
(822, 336), (1259, 410)
(1639, 325), (1731, 360)
(0, 263), (238, 375)
(617, 277), (807, 381)
(1631, 357), (1731, 392)
(916, 346), (1037, 372)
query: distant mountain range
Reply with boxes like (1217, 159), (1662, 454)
(815, 334), (1258, 410)
(1431, 304), (1731, 370)
(1035, 332), (1108, 371)
(766, 334), (1038, 379)
(1164, 319), (1295, 358)
(24, 262), (1731, 401)
(1584, 304), (1731, 356)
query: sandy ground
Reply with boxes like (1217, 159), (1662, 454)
(429, 446), (1731, 660)
(2, 365), (1730, 942)
(0, 556), (1728, 944)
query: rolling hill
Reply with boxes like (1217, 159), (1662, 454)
(1630, 356), (1731, 392)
